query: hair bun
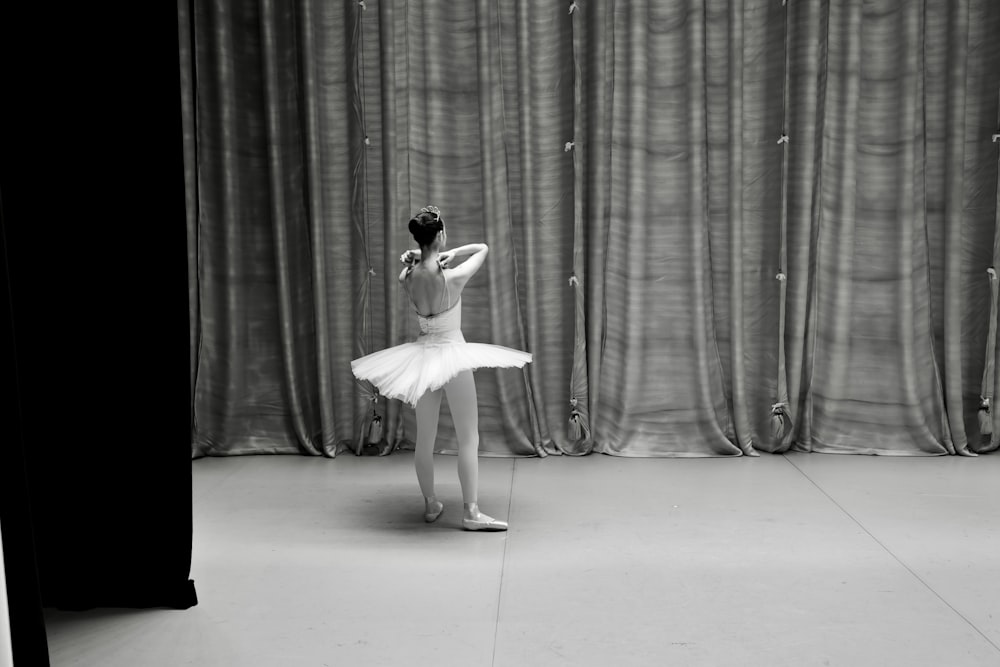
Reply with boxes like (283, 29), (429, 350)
(408, 208), (444, 247)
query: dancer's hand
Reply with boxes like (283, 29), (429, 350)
(400, 249), (421, 265)
(438, 250), (454, 267)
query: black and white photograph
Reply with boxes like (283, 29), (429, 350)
(2, 1), (1000, 665)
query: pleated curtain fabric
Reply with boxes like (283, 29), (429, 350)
(181, 0), (1000, 458)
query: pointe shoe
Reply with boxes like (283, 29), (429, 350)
(462, 506), (508, 532)
(424, 498), (444, 523)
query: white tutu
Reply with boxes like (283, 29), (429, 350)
(351, 298), (532, 406)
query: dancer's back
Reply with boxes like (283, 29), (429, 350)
(400, 244), (487, 317)
(403, 261), (456, 317)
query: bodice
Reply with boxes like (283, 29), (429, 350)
(417, 298), (462, 335)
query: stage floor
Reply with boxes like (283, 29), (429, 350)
(45, 451), (1000, 666)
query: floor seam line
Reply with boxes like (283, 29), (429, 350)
(491, 458), (516, 667)
(781, 454), (1000, 655)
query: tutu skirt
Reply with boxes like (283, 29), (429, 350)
(351, 329), (532, 406)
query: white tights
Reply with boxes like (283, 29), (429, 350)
(413, 370), (479, 504)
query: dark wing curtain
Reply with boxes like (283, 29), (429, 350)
(180, 0), (1000, 458)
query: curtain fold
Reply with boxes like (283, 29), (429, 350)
(940, 0), (971, 454)
(184, 0), (1000, 458)
(798, 0), (951, 455)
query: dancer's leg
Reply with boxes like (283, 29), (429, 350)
(444, 370), (507, 531)
(414, 388), (443, 500)
(443, 370), (479, 504)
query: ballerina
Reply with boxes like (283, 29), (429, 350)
(350, 206), (532, 531)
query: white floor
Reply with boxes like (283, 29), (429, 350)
(45, 452), (1000, 666)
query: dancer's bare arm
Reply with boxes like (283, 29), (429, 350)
(398, 249), (420, 283)
(442, 244), (488, 292)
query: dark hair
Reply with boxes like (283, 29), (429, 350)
(408, 210), (444, 247)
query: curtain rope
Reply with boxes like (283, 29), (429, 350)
(567, 0), (592, 454)
(354, 0), (381, 454)
(980, 89), (1000, 450)
(770, 0), (793, 446)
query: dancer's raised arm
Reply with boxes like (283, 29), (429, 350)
(440, 243), (488, 292)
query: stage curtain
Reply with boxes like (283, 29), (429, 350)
(181, 0), (1000, 458)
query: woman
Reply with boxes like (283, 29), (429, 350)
(350, 206), (532, 531)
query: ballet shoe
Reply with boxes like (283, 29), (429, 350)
(462, 510), (508, 532)
(462, 515), (507, 531)
(424, 498), (444, 523)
